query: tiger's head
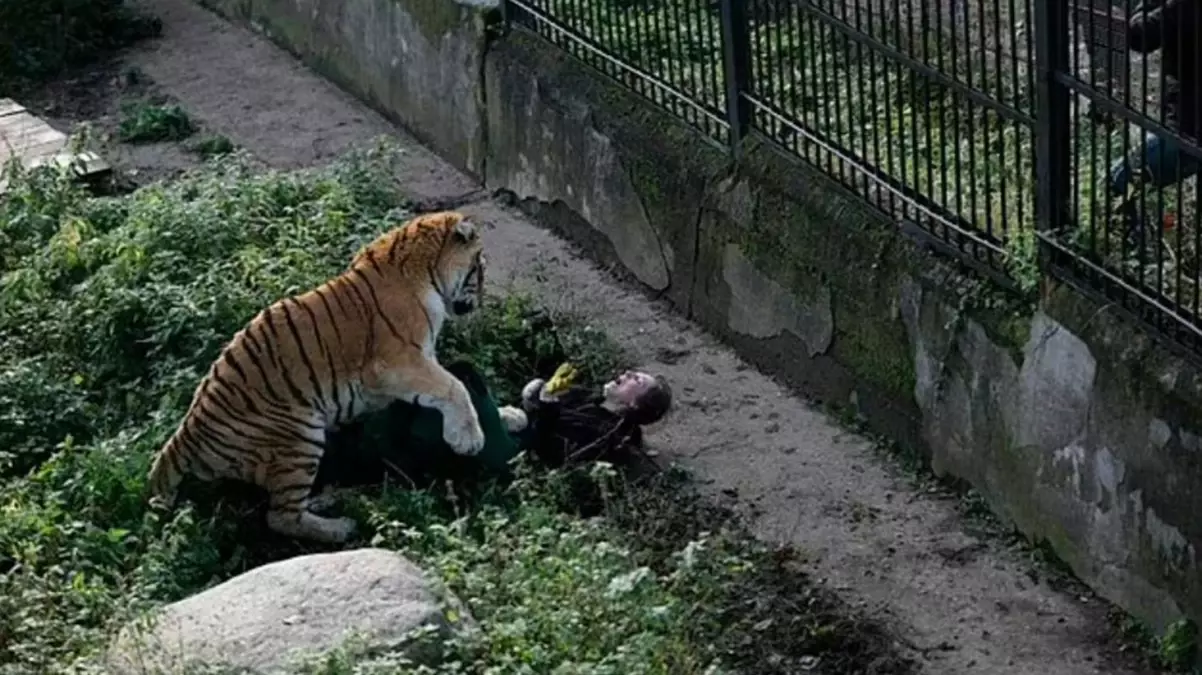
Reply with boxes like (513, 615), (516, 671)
(352, 210), (486, 317)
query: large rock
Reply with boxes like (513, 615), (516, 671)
(107, 548), (472, 674)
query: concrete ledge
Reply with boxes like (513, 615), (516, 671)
(198, 0), (497, 179)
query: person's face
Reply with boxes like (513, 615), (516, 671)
(603, 370), (657, 410)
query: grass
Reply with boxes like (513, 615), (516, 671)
(186, 134), (237, 159)
(1112, 615), (1201, 674)
(520, 0), (1202, 304)
(0, 0), (161, 91)
(117, 100), (197, 143)
(0, 137), (910, 674)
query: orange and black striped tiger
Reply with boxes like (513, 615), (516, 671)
(147, 211), (487, 543)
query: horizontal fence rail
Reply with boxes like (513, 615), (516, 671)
(743, 0), (1037, 276)
(507, 0), (730, 144)
(503, 0), (1202, 358)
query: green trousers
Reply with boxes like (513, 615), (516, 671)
(319, 362), (525, 488)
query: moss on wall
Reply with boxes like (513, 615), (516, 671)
(720, 142), (919, 402)
(394, 0), (490, 42)
(833, 311), (917, 402)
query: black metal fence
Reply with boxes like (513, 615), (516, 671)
(504, 0), (1202, 356)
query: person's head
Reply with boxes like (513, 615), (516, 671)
(602, 369), (673, 425)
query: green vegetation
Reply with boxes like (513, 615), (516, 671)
(0, 139), (908, 674)
(1115, 615), (1201, 674)
(186, 133), (237, 159)
(118, 100), (197, 143)
(530, 0), (1201, 302)
(0, 0), (161, 90)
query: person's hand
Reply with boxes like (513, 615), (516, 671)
(522, 378), (547, 405)
(544, 363), (578, 398)
(499, 405), (529, 433)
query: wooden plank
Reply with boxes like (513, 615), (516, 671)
(0, 114), (50, 140)
(0, 99), (26, 118)
(0, 129), (67, 163)
(34, 150), (112, 178)
(0, 118), (65, 158)
(5, 126), (66, 148)
(0, 152), (111, 193)
(0, 99), (110, 195)
(17, 138), (70, 163)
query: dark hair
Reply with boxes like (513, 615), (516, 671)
(624, 374), (672, 426)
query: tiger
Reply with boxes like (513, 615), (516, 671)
(146, 210), (487, 543)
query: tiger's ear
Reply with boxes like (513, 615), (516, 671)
(452, 216), (478, 244)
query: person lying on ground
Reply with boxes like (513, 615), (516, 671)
(315, 361), (673, 490)
(498, 362), (673, 469)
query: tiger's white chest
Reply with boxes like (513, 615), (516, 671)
(327, 289), (450, 429)
(422, 288), (446, 358)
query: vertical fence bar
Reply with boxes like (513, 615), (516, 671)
(1033, 0), (1071, 243)
(719, 0), (752, 156)
(496, 0), (511, 39)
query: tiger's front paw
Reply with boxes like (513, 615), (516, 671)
(443, 411), (486, 456)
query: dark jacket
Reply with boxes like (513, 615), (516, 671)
(520, 385), (643, 468)
(1128, 0), (1202, 139)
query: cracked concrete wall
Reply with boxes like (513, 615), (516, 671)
(481, 33), (710, 309)
(483, 51), (670, 292)
(901, 279), (1202, 632)
(197, 0), (496, 179)
(201, 0), (1202, 640)
(479, 29), (1202, 637)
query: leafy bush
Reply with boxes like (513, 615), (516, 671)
(324, 464), (910, 675)
(118, 101), (197, 143)
(0, 142), (410, 671)
(187, 133), (237, 159)
(0, 0), (161, 89)
(0, 140), (907, 674)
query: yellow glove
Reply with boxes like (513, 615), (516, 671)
(544, 362), (578, 397)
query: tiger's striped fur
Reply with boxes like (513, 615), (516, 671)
(147, 211), (487, 543)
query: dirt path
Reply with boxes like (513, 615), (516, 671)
(62, 1), (1161, 673)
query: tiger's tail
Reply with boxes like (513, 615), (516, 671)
(147, 433), (185, 510)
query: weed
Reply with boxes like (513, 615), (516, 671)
(1113, 614), (1201, 673)
(117, 101), (196, 143)
(1159, 619), (1200, 672)
(187, 134), (236, 159)
(0, 0), (161, 90)
(0, 139), (407, 670)
(0, 137), (909, 673)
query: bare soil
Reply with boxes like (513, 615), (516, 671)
(25, 0), (1170, 673)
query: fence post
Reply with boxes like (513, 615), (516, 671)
(1032, 0), (1072, 243)
(718, 0), (752, 157)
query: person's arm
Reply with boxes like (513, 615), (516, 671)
(1127, 0), (1182, 53)
(520, 378), (593, 412)
(519, 378), (549, 414)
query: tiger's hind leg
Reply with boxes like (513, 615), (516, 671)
(263, 451), (357, 544)
(306, 485), (352, 514)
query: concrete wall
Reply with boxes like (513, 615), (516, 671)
(197, 0), (497, 179)
(204, 1), (1202, 637)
